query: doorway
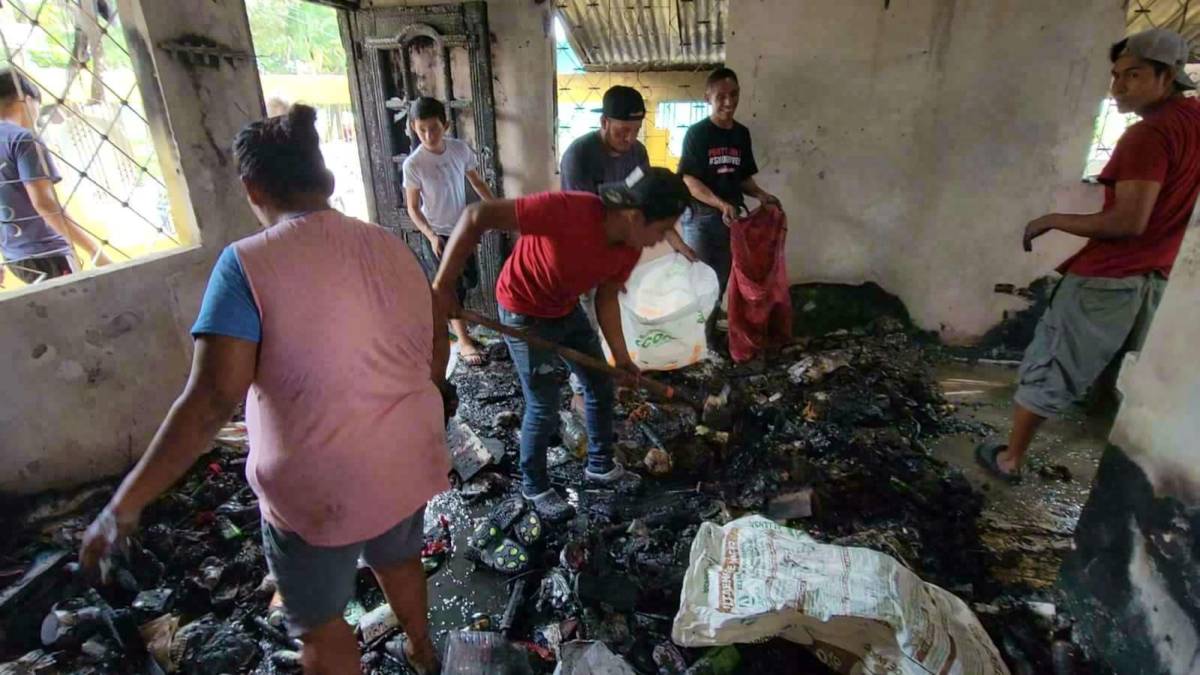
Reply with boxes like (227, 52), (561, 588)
(343, 2), (503, 316)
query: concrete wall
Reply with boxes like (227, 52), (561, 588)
(0, 0), (553, 494)
(0, 0), (265, 494)
(1061, 220), (1200, 672)
(726, 0), (1123, 342)
(364, 0), (557, 197)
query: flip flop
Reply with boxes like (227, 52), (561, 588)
(459, 343), (487, 368)
(975, 442), (1021, 484)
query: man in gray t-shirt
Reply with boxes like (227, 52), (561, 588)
(560, 86), (650, 194)
(559, 86), (697, 402)
(560, 86), (696, 259)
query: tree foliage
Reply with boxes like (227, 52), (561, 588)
(246, 0), (347, 75)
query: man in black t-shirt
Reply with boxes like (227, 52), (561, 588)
(678, 67), (781, 341)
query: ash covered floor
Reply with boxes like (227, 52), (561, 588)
(0, 319), (1110, 674)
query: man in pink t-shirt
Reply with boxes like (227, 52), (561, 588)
(80, 107), (449, 674)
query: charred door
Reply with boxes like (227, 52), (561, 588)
(342, 2), (503, 316)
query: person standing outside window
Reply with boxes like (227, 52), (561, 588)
(0, 68), (109, 285)
(678, 67), (781, 343)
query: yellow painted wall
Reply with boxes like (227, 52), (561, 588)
(556, 70), (708, 169)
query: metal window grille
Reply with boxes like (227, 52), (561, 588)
(1083, 98), (1138, 180)
(1, 0), (180, 290)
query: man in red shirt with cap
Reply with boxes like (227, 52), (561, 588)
(977, 27), (1200, 482)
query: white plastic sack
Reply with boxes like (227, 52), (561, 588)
(602, 254), (719, 371)
(672, 516), (1010, 675)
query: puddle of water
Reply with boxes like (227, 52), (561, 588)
(931, 361), (1109, 588)
(419, 489), (513, 650)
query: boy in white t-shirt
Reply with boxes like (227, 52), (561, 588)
(403, 97), (496, 366)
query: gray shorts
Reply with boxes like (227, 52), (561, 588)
(261, 507), (426, 637)
(1015, 273), (1165, 418)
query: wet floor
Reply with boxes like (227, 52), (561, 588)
(931, 360), (1110, 590)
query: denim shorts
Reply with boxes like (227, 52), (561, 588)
(261, 506), (426, 637)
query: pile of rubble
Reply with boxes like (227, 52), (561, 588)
(0, 316), (1089, 674)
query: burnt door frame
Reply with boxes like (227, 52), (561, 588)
(341, 2), (504, 317)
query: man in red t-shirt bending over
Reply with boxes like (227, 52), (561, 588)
(434, 167), (690, 521)
(977, 28), (1200, 482)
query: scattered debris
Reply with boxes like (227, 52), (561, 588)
(554, 640), (637, 675)
(1036, 463), (1073, 483)
(764, 487), (814, 520)
(447, 418), (506, 482)
(357, 604), (400, 647)
(493, 410), (521, 429)
(787, 351), (850, 385)
(643, 447), (673, 476)
(0, 306), (1094, 673)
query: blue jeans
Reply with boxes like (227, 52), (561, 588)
(500, 306), (616, 495)
(682, 208), (731, 337)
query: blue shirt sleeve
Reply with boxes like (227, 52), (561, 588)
(13, 129), (60, 183)
(191, 246), (262, 342)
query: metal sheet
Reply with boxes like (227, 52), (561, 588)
(556, 0), (726, 70)
(1127, 0), (1200, 58)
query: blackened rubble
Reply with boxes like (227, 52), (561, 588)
(1, 314), (1093, 674)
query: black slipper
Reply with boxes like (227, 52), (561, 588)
(466, 520), (530, 574)
(975, 442), (1021, 484)
(489, 496), (527, 531)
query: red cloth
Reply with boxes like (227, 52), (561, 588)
(1060, 97), (1200, 278)
(496, 191), (641, 318)
(728, 207), (792, 362)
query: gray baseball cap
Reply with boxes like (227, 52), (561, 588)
(1121, 27), (1196, 90)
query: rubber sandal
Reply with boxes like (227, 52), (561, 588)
(584, 463), (642, 494)
(489, 496), (527, 531)
(466, 519), (503, 551)
(512, 510), (544, 547)
(975, 442), (1021, 484)
(522, 489), (576, 524)
(466, 520), (530, 574)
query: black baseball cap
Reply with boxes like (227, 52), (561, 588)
(593, 85), (646, 121)
(599, 166), (690, 222)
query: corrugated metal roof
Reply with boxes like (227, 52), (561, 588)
(1127, 0), (1200, 58)
(555, 0), (726, 71)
